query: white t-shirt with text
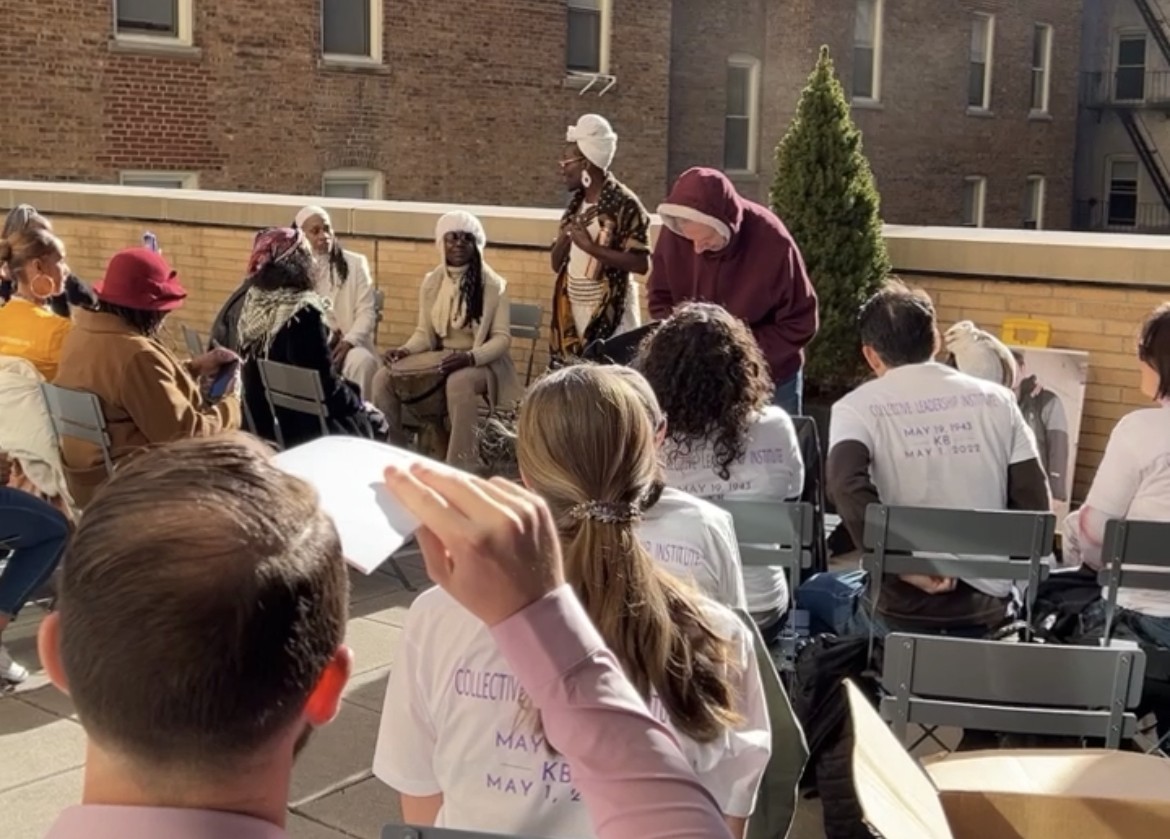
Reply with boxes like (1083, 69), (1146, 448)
(830, 362), (1041, 598)
(661, 406), (804, 614)
(1063, 404), (1170, 616)
(638, 486), (748, 611)
(374, 587), (771, 838)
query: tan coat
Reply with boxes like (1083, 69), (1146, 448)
(402, 263), (524, 409)
(53, 310), (242, 508)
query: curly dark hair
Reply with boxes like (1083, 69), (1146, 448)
(636, 302), (772, 481)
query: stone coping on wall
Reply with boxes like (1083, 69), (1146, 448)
(5, 180), (1170, 287)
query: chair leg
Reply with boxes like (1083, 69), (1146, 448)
(384, 557), (417, 592)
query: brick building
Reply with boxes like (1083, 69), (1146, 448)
(0, 1), (1081, 228)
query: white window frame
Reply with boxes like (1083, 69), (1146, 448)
(1105, 157), (1140, 227)
(113, 0), (194, 47)
(1114, 31), (1148, 103)
(1030, 23), (1053, 115)
(961, 176), (987, 228)
(852, 0), (884, 103)
(322, 168), (384, 200)
(566, 0), (613, 76)
(724, 55), (761, 175)
(1024, 175), (1046, 230)
(119, 171), (200, 189)
(968, 13), (995, 112)
(321, 0), (383, 65)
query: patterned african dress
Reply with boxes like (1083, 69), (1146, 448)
(548, 174), (651, 363)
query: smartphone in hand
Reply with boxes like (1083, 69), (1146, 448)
(142, 232), (160, 253)
(208, 359), (240, 401)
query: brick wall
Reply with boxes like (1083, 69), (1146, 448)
(667, 0), (1082, 229)
(0, 0), (673, 208)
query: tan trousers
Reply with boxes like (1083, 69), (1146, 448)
(371, 365), (489, 468)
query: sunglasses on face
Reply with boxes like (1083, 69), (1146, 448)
(444, 232), (476, 244)
(558, 156), (588, 169)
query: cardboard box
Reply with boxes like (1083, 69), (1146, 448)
(846, 680), (1170, 838)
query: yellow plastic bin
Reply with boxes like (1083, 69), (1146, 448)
(1001, 318), (1051, 348)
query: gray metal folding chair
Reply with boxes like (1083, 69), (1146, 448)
(40, 382), (115, 479)
(712, 499), (815, 609)
(881, 632), (1147, 750)
(509, 302), (542, 385)
(181, 323), (205, 357)
(862, 504), (1056, 639)
(256, 360), (331, 450)
(733, 609), (808, 839)
(1099, 518), (1170, 753)
(383, 826), (544, 839)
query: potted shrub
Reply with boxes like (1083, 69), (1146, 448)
(771, 45), (890, 439)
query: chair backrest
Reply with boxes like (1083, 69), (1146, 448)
(733, 610), (808, 839)
(383, 826), (544, 839)
(1099, 518), (1170, 645)
(790, 415), (828, 579)
(713, 499), (814, 603)
(256, 360), (330, 448)
(862, 504), (1054, 594)
(40, 382), (115, 477)
(181, 323), (204, 357)
(881, 632), (1146, 748)
(510, 302), (542, 385)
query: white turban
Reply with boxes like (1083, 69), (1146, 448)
(295, 205), (331, 229)
(567, 114), (618, 171)
(435, 210), (487, 257)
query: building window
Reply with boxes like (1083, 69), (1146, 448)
(724, 56), (761, 174)
(113, 0), (192, 45)
(1024, 176), (1046, 229)
(567, 0), (611, 74)
(322, 0), (382, 62)
(961, 177), (987, 227)
(322, 169), (384, 200)
(120, 171), (199, 189)
(1031, 24), (1053, 113)
(1107, 159), (1139, 227)
(1116, 35), (1147, 102)
(853, 0), (882, 101)
(968, 13), (995, 110)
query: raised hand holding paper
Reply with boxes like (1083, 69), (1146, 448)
(272, 436), (425, 574)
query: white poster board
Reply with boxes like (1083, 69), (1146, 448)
(1008, 346), (1090, 520)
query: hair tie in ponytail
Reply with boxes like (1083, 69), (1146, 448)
(568, 499), (642, 524)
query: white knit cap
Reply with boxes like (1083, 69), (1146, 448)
(566, 114), (618, 171)
(295, 205), (331, 230)
(435, 210), (487, 257)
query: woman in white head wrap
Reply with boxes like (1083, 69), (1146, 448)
(548, 114), (652, 367)
(293, 205), (380, 400)
(370, 210), (523, 468)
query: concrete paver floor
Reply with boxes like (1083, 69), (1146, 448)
(1, 555), (831, 839)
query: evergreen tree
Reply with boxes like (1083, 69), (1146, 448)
(771, 46), (891, 396)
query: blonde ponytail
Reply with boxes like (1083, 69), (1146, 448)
(518, 365), (743, 743)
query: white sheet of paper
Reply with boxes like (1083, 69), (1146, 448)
(272, 437), (424, 574)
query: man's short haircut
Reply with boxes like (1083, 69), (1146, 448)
(58, 433), (348, 773)
(858, 280), (938, 367)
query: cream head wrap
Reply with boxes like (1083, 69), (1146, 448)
(566, 114), (618, 171)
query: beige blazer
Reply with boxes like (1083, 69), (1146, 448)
(402, 263), (524, 408)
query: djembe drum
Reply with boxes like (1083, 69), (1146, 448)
(389, 350), (455, 460)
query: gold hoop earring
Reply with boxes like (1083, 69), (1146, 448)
(30, 274), (55, 300)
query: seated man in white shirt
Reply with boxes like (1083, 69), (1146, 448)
(803, 282), (1050, 636)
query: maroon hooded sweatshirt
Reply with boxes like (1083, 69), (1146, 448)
(648, 167), (818, 384)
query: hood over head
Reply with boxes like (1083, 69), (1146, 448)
(656, 167), (746, 244)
